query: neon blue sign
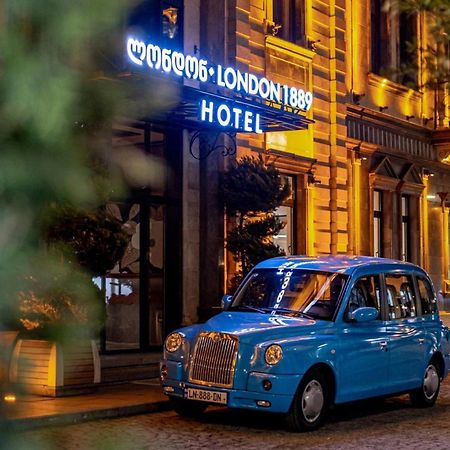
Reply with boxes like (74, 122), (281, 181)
(200, 100), (262, 133)
(127, 37), (313, 132)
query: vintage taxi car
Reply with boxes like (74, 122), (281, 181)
(160, 256), (450, 431)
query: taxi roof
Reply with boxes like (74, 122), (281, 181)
(254, 255), (423, 276)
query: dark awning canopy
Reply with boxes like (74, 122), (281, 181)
(168, 85), (314, 133)
(115, 74), (313, 133)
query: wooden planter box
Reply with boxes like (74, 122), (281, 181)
(9, 339), (100, 397)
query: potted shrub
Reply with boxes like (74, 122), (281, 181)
(9, 207), (129, 396)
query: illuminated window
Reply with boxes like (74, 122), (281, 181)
(373, 190), (383, 257)
(273, 0), (306, 45)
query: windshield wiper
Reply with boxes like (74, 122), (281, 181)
(233, 305), (268, 314)
(267, 307), (315, 320)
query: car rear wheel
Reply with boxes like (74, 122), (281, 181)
(170, 397), (208, 417)
(286, 369), (329, 432)
(410, 362), (441, 407)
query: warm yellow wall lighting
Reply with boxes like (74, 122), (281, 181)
(3, 393), (16, 403)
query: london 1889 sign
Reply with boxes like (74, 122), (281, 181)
(127, 37), (313, 133)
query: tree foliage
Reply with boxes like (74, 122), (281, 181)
(223, 156), (290, 284)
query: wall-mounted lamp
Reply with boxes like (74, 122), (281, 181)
(306, 169), (321, 185)
(352, 92), (365, 105)
(423, 117), (434, 126)
(423, 169), (434, 177)
(406, 115), (415, 121)
(264, 19), (281, 36)
(308, 39), (320, 52)
(379, 105), (388, 112)
(353, 143), (367, 161)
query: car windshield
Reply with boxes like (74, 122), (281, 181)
(231, 269), (348, 320)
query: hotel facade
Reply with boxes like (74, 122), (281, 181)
(99, 0), (450, 373)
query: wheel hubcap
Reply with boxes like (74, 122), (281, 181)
(423, 364), (439, 400)
(301, 380), (324, 423)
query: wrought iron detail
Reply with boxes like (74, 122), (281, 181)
(189, 130), (237, 160)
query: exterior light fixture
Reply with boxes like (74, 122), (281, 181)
(406, 115), (415, 121)
(423, 169), (434, 177)
(353, 143), (367, 161)
(306, 169), (321, 185)
(379, 105), (388, 112)
(352, 92), (365, 105)
(423, 117), (434, 126)
(308, 39), (320, 52)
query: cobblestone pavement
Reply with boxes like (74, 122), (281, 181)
(6, 379), (450, 450)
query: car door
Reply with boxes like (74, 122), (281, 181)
(415, 275), (440, 368)
(336, 274), (390, 403)
(384, 272), (425, 392)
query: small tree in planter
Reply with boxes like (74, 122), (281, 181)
(223, 156), (290, 290)
(10, 207), (129, 396)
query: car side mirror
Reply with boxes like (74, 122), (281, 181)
(348, 306), (379, 323)
(221, 294), (233, 310)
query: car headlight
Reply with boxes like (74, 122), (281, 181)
(265, 344), (283, 365)
(165, 332), (183, 352)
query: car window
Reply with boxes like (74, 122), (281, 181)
(346, 275), (381, 319)
(416, 276), (437, 315)
(385, 274), (417, 319)
(232, 269), (348, 320)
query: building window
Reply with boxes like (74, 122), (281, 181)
(273, 0), (306, 45)
(401, 195), (410, 261)
(373, 190), (383, 257)
(371, 1), (418, 86)
(274, 175), (295, 255)
(127, 0), (183, 50)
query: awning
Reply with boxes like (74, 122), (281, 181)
(115, 73), (313, 133)
(168, 85), (314, 133)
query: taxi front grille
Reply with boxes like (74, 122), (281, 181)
(189, 332), (238, 388)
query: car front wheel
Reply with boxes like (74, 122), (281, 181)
(286, 369), (329, 432)
(410, 362), (441, 407)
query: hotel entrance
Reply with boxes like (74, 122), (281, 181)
(101, 123), (182, 352)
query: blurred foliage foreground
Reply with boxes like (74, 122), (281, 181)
(0, 0), (176, 445)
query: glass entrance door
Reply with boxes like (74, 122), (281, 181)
(101, 201), (166, 351)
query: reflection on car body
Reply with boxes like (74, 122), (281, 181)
(160, 256), (450, 431)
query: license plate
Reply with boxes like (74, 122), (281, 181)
(185, 387), (228, 405)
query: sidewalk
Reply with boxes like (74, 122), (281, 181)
(2, 379), (170, 430)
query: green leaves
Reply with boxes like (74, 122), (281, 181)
(223, 156), (290, 280)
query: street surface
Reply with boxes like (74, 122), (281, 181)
(7, 379), (450, 450)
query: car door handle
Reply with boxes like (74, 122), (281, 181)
(379, 341), (388, 351)
(418, 338), (425, 344)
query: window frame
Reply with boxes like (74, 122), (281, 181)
(272, 0), (306, 46)
(373, 189), (383, 257)
(413, 274), (438, 316)
(344, 274), (383, 322)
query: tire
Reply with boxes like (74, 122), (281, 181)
(170, 397), (208, 417)
(286, 369), (329, 432)
(410, 361), (441, 408)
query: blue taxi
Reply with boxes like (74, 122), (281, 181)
(160, 256), (450, 431)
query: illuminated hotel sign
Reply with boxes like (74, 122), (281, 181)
(127, 37), (313, 133)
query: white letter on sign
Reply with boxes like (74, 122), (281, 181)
(217, 104), (231, 127)
(200, 100), (214, 123)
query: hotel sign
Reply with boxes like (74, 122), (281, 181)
(127, 37), (313, 133)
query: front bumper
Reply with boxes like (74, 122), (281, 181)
(161, 371), (301, 414)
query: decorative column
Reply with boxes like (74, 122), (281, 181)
(438, 192), (449, 293)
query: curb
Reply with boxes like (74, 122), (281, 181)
(5, 400), (172, 431)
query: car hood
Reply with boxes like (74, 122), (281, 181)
(198, 311), (328, 344)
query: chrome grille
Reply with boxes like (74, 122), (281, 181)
(189, 332), (238, 388)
